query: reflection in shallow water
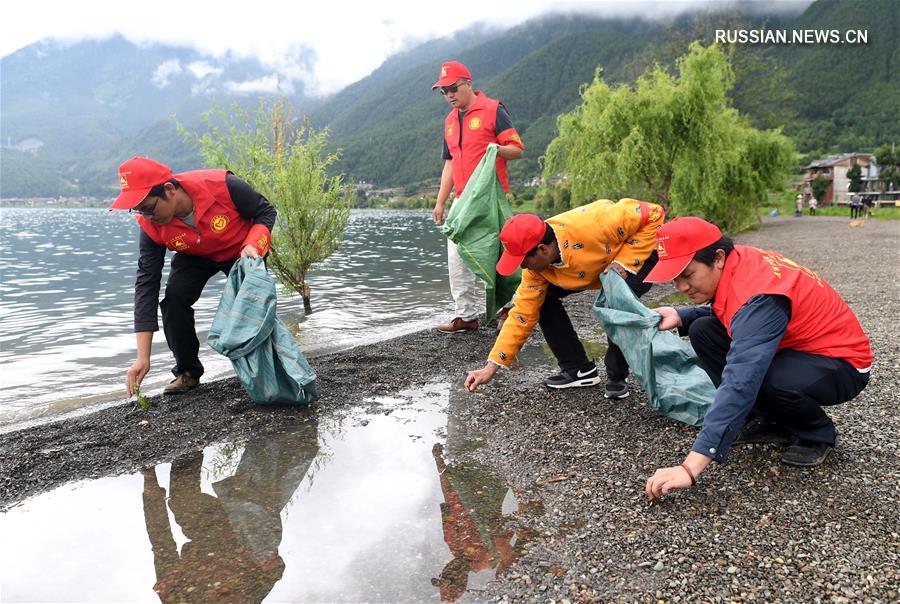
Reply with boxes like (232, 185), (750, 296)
(142, 421), (318, 602)
(2, 384), (538, 602)
(431, 385), (532, 601)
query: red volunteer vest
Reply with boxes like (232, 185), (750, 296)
(137, 170), (270, 263)
(444, 91), (510, 194)
(713, 246), (873, 370)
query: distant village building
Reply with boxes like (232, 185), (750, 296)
(803, 153), (884, 206)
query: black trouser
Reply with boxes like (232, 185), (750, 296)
(688, 316), (869, 445)
(538, 252), (658, 381)
(161, 253), (235, 378)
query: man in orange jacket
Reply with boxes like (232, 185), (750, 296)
(431, 61), (525, 333)
(109, 157), (276, 396)
(464, 199), (663, 396)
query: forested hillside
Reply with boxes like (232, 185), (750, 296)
(2, 0), (896, 198)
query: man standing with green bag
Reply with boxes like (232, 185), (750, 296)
(431, 61), (525, 332)
(442, 145), (521, 323)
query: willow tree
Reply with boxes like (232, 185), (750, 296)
(544, 43), (794, 231)
(182, 98), (352, 313)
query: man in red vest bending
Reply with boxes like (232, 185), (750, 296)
(643, 218), (872, 501)
(109, 157), (276, 397)
(431, 61), (525, 333)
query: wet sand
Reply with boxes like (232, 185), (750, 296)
(1, 216), (897, 601)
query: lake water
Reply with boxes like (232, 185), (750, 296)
(0, 208), (455, 429)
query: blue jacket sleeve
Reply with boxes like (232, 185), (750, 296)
(676, 305), (712, 336)
(691, 295), (791, 462)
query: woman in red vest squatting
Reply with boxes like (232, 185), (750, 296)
(109, 157), (276, 397)
(643, 218), (872, 501)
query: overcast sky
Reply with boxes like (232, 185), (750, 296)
(1, 0), (812, 95)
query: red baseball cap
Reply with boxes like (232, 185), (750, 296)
(496, 214), (546, 276)
(109, 157), (174, 210)
(432, 61), (472, 90)
(643, 217), (723, 283)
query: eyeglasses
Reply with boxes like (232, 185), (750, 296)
(440, 80), (468, 95)
(129, 197), (159, 217)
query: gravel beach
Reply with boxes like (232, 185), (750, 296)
(1, 215), (897, 602)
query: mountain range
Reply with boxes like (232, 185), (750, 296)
(1, 0), (897, 199)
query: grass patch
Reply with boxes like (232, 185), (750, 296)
(648, 292), (691, 308)
(761, 187), (899, 220)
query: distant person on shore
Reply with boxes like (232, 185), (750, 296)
(851, 193), (862, 219)
(109, 157), (276, 396)
(643, 218), (872, 501)
(795, 193), (803, 218)
(431, 61), (525, 333)
(862, 194), (874, 218)
(463, 199), (663, 398)
(808, 195), (818, 216)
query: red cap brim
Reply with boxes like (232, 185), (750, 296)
(432, 75), (460, 90)
(643, 255), (693, 283)
(496, 251), (524, 276)
(109, 187), (151, 210)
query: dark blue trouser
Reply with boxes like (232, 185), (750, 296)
(161, 253), (235, 378)
(688, 316), (869, 445)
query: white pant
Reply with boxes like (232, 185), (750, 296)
(447, 238), (482, 321)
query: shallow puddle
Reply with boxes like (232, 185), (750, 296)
(1, 383), (537, 602)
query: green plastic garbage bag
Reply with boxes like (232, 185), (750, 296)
(442, 144), (521, 319)
(593, 271), (714, 427)
(208, 257), (318, 405)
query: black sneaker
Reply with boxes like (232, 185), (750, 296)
(604, 379), (629, 399)
(544, 364), (603, 389)
(781, 440), (834, 467)
(733, 418), (792, 446)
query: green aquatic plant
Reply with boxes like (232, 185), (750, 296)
(134, 385), (151, 410)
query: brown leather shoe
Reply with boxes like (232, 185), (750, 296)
(436, 317), (479, 333)
(163, 373), (200, 395)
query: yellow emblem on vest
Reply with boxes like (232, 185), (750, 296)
(168, 234), (189, 251)
(447, 125), (453, 137)
(469, 117), (481, 130)
(211, 214), (229, 233)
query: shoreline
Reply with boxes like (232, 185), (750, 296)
(1, 216), (897, 601)
(0, 311), (447, 435)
